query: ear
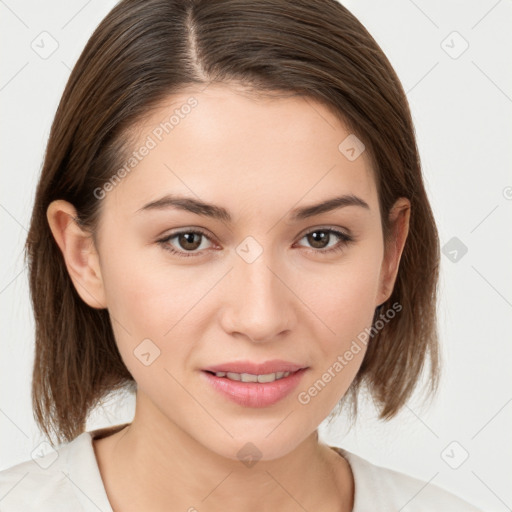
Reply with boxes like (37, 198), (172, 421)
(46, 200), (107, 309)
(376, 197), (411, 306)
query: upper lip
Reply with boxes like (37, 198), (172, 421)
(203, 360), (307, 375)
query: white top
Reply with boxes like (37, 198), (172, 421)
(0, 424), (482, 511)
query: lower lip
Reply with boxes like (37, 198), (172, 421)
(201, 368), (308, 408)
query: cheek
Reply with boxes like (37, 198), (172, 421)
(302, 245), (383, 344)
(294, 245), (382, 404)
(294, 274), (378, 420)
(98, 243), (218, 377)
(99, 234), (194, 332)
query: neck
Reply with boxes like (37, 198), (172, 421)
(93, 391), (354, 512)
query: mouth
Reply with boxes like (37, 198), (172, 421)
(202, 359), (307, 376)
(200, 364), (309, 408)
(203, 369), (299, 383)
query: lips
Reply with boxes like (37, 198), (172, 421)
(200, 359), (309, 407)
(201, 367), (308, 407)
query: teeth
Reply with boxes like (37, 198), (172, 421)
(214, 371), (292, 382)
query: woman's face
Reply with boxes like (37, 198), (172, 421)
(89, 83), (404, 461)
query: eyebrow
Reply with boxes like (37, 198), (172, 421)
(136, 193), (370, 222)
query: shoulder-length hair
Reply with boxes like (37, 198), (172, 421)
(26, 0), (440, 445)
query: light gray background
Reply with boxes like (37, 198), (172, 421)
(1, 1), (511, 510)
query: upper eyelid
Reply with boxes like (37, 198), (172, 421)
(296, 225), (352, 239)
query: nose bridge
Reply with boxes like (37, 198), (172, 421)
(222, 240), (294, 342)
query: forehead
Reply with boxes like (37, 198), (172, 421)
(105, 83), (377, 220)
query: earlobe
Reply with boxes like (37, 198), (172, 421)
(46, 200), (107, 309)
(377, 197), (411, 306)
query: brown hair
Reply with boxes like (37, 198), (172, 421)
(26, 0), (440, 445)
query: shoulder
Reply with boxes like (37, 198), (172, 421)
(0, 437), (82, 511)
(0, 431), (112, 512)
(331, 446), (483, 512)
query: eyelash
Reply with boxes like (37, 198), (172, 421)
(156, 227), (354, 258)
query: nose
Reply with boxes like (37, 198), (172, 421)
(219, 252), (297, 343)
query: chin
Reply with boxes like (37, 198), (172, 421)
(201, 428), (311, 465)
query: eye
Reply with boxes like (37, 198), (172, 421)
(295, 228), (353, 255)
(157, 229), (215, 258)
(157, 227), (354, 259)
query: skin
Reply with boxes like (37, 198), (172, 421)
(47, 83), (410, 512)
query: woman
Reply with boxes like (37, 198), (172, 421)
(0, 0), (482, 510)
